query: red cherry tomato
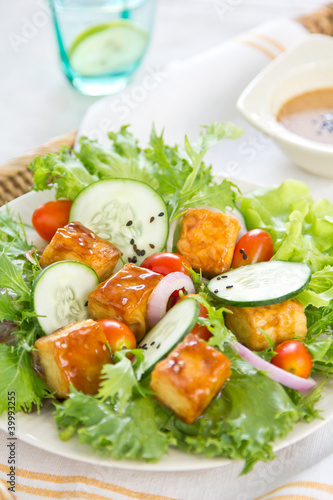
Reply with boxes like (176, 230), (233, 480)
(141, 252), (192, 276)
(270, 340), (313, 378)
(32, 200), (72, 242)
(179, 294), (212, 341)
(97, 319), (137, 353)
(231, 229), (274, 268)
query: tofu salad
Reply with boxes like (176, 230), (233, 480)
(1, 123), (333, 473)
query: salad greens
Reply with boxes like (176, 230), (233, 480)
(0, 211), (49, 413)
(240, 180), (333, 272)
(31, 122), (242, 220)
(0, 123), (333, 473)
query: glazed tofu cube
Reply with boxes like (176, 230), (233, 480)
(88, 263), (163, 342)
(176, 208), (240, 277)
(32, 319), (111, 398)
(39, 222), (120, 281)
(225, 299), (307, 351)
(150, 334), (231, 423)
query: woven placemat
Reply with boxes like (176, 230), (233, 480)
(1, 3), (333, 207)
(0, 130), (76, 206)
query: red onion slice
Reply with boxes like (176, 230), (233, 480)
(230, 341), (317, 392)
(147, 272), (195, 328)
(24, 248), (44, 264)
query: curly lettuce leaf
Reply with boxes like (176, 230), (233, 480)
(97, 350), (146, 411)
(163, 360), (316, 474)
(31, 123), (242, 220)
(30, 147), (98, 200)
(55, 390), (169, 462)
(54, 344), (320, 471)
(77, 130), (158, 188)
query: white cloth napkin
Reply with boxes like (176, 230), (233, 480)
(1, 16), (333, 500)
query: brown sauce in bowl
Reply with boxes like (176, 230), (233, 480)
(277, 88), (333, 145)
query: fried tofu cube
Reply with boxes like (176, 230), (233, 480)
(225, 299), (307, 351)
(88, 263), (163, 342)
(150, 334), (231, 423)
(39, 222), (120, 281)
(32, 319), (111, 398)
(176, 208), (240, 277)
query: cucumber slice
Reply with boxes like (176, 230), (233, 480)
(139, 298), (200, 373)
(70, 179), (168, 266)
(69, 21), (148, 76)
(208, 261), (311, 307)
(33, 261), (99, 334)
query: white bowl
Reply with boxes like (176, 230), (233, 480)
(237, 35), (333, 178)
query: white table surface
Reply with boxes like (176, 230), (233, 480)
(1, 1), (333, 499)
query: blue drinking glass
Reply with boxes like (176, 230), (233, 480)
(49, 0), (156, 96)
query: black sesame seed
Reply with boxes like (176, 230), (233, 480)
(128, 257), (132, 263)
(216, 276), (221, 280)
(149, 243), (155, 249)
(226, 285), (233, 289)
(85, 301), (88, 307)
(150, 216), (155, 223)
(158, 212), (164, 217)
(141, 344), (147, 349)
(132, 256), (137, 263)
(130, 238), (134, 245)
(214, 289), (219, 293)
(240, 248), (247, 260)
(221, 275), (228, 279)
(133, 244), (137, 251)
(141, 250), (146, 256)
(135, 249), (141, 256)
(126, 220), (133, 226)
(150, 341), (155, 346)
(156, 343), (161, 349)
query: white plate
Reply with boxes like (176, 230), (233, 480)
(0, 180), (333, 471)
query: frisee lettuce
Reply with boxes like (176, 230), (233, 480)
(54, 350), (320, 473)
(30, 123), (242, 220)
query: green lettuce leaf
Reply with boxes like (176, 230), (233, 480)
(31, 123), (242, 220)
(163, 358), (317, 474)
(97, 350), (146, 411)
(55, 390), (169, 462)
(0, 345), (50, 413)
(30, 147), (98, 200)
(240, 180), (333, 272)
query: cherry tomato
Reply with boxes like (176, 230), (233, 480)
(231, 229), (274, 268)
(179, 294), (212, 341)
(270, 340), (313, 378)
(32, 200), (72, 242)
(141, 252), (192, 277)
(97, 319), (137, 353)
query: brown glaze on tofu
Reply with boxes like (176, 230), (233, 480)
(88, 263), (163, 342)
(32, 319), (111, 398)
(176, 208), (240, 277)
(39, 222), (120, 281)
(225, 299), (307, 351)
(150, 333), (231, 424)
